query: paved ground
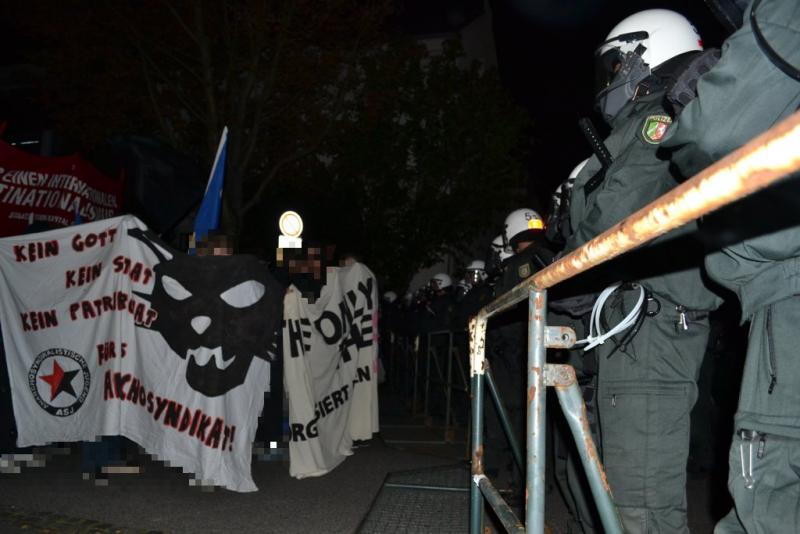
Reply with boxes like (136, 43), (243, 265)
(0, 438), (450, 534)
(378, 384), (725, 533)
(0, 382), (726, 534)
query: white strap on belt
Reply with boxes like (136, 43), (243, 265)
(575, 282), (645, 351)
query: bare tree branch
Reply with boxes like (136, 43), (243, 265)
(239, 7), (384, 217)
(221, 3), (240, 120)
(159, 0), (201, 46)
(124, 15), (206, 95)
(193, 2), (219, 155)
(242, 77), (351, 215)
(236, 2), (296, 175)
(139, 54), (180, 147)
(134, 41), (207, 126)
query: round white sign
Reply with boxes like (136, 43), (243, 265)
(279, 211), (303, 238)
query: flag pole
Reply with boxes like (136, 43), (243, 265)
(190, 126), (229, 254)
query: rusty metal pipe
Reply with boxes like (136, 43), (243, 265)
(478, 108), (800, 317)
(550, 365), (623, 533)
(526, 289), (547, 532)
(468, 315), (488, 534)
(474, 474), (526, 534)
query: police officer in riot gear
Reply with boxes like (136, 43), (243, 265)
(564, 10), (723, 533)
(464, 260), (488, 287)
(455, 259), (494, 329)
(487, 234), (513, 282)
(498, 208), (554, 294)
(546, 160), (587, 249)
(548, 160), (604, 534)
(484, 210), (554, 505)
(425, 273), (457, 333)
(430, 273), (452, 293)
(661, 1), (800, 531)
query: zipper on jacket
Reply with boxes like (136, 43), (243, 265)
(766, 305), (777, 394)
(676, 305), (689, 331)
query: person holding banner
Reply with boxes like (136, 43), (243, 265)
(196, 232), (235, 257)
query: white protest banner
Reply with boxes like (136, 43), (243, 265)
(0, 215), (283, 491)
(282, 263), (380, 478)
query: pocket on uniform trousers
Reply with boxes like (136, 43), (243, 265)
(747, 436), (800, 533)
(600, 381), (691, 509)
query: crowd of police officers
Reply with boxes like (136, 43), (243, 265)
(379, 2), (800, 533)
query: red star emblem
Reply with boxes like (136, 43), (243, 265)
(39, 360), (79, 401)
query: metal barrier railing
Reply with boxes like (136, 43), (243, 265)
(425, 331), (470, 441)
(383, 330), (470, 448)
(469, 110), (800, 533)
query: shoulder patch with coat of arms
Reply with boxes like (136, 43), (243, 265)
(641, 114), (672, 144)
(518, 263), (531, 280)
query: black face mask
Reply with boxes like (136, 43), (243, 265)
(130, 229), (283, 397)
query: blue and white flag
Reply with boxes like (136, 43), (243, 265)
(193, 127), (228, 248)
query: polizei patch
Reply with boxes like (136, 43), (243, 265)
(641, 114), (672, 144)
(28, 348), (91, 417)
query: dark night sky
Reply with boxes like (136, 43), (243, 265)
(0, 1), (728, 200)
(394, 0), (727, 211)
(489, 0), (726, 205)
(0, 1), (730, 257)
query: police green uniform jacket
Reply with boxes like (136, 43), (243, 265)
(426, 291), (458, 333)
(455, 283), (493, 329)
(563, 80), (724, 534)
(663, 0), (800, 439)
(566, 91), (721, 313)
(496, 243), (554, 296)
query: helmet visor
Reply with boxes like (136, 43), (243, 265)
(466, 269), (485, 285)
(594, 31), (649, 94)
(594, 31), (651, 123)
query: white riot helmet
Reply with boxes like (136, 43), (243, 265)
(383, 291), (398, 304)
(430, 273), (452, 291)
(547, 158), (588, 242)
(553, 159), (587, 213)
(504, 208), (545, 251)
(465, 259), (488, 285)
(491, 234), (514, 261)
(595, 9), (702, 123)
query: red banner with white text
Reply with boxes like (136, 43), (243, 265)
(0, 140), (123, 236)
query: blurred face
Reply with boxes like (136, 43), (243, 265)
(430, 278), (449, 295)
(290, 247), (322, 279)
(197, 234), (233, 256)
(514, 240), (533, 254)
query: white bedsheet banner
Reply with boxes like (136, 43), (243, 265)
(282, 263), (380, 478)
(0, 215), (283, 491)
